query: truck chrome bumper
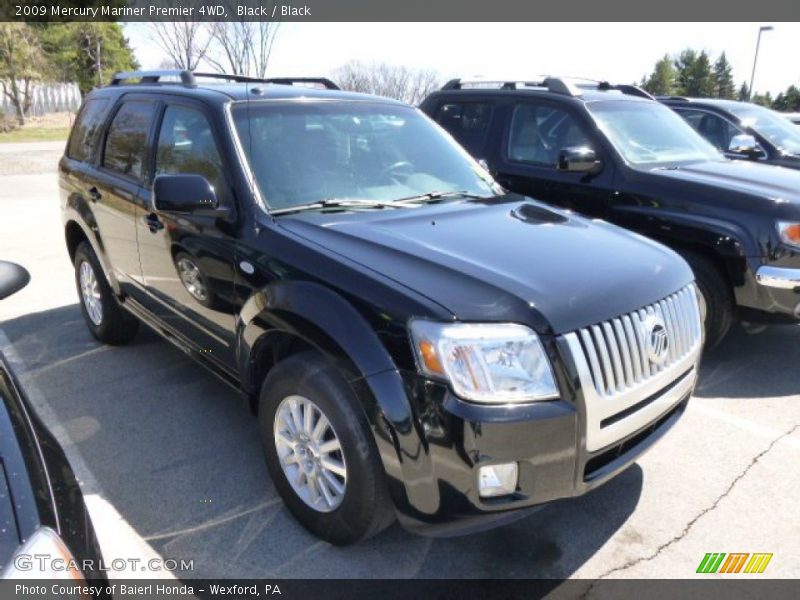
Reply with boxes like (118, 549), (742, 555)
(756, 266), (800, 290)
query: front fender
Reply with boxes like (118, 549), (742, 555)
(614, 206), (753, 286)
(237, 280), (430, 518)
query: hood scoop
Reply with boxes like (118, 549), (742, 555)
(511, 203), (568, 225)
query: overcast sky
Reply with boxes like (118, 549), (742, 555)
(124, 22), (800, 96)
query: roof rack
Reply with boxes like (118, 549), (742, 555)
(109, 70), (340, 90)
(596, 82), (654, 100)
(441, 77), (653, 100)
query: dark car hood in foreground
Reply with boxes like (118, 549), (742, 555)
(647, 159), (800, 217)
(279, 197), (693, 335)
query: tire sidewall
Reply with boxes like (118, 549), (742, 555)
(258, 354), (385, 545)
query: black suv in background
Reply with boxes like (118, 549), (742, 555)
(422, 78), (800, 347)
(1, 262), (107, 589)
(60, 70), (702, 544)
(660, 97), (800, 169)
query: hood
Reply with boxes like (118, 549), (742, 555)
(277, 196), (693, 335)
(648, 160), (800, 217)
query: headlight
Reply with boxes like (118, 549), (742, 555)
(408, 320), (559, 403)
(777, 221), (800, 249)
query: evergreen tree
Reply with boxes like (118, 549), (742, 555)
(737, 81), (750, 101)
(37, 23), (138, 96)
(713, 52), (736, 99)
(674, 49), (715, 97)
(642, 54), (677, 96)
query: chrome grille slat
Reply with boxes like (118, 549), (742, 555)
(602, 322), (625, 392)
(591, 325), (615, 393)
(621, 315), (642, 382)
(612, 318), (634, 387)
(574, 284), (702, 398)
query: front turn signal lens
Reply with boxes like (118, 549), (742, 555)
(777, 221), (800, 248)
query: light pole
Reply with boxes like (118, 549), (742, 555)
(749, 25), (774, 101)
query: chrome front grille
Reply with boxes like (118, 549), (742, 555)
(562, 283), (703, 452)
(576, 284), (702, 398)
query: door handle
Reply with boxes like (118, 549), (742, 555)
(88, 186), (102, 202)
(144, 213), (164, 233)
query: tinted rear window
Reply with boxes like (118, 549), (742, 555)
(102, 101), (157, 180)
(66, 98), (110, 162)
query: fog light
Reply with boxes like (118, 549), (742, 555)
(478, 463), (518, 498)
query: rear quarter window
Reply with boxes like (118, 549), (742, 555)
(66, 98), (110, 162)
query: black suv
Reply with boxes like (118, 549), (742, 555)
(60, 70), (702, 544)
(422, 78), (800, 347)
(660, 97), (800, 168)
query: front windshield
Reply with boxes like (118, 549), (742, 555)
(588, 101), (722, 165)
(232, 101), (498, 210)
(727, 103), (800, 156)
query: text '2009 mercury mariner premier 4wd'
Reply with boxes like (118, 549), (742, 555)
(60, 70), (703, 544)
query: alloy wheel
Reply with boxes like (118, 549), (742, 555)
(79, 260), (103, 326)
(273, 395), (347, 512)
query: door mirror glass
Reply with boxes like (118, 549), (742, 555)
(728, 134), (765, 158)
(153, 174), (220, 214)
(557, 146), (602, 173)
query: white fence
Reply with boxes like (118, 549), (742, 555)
(0, 82), (82, 117)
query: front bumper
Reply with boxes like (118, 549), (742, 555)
(755, 266), (800, 290)
(374, 285), (703, 536)
(739, 265), (800, 322)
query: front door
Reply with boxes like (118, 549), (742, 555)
(136, 101), (239, 371)
(493, 101), (614, 219)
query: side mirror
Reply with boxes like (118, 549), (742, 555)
(0, 261), (30, 300)
(728, 134), (765, 159)
(153, 174), (228, 217)
(557, 146), (602, 173)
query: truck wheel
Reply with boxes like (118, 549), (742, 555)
(74, 241), (139, 345)
(258, 351), (395, 545)
(680, 250), (734, 350)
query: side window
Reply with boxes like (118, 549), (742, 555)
(435, 102), (493, 155)
(102, 101), (157, 180)
(66, 98), (110, 162)
(155, 105), (225, 196)
(677, 109), (742, 151)
(508, 104), (591, 167)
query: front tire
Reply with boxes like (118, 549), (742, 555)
(74, 242), (139, 345)
(680, 250), (734, 350)
(258, 352), (395, 545)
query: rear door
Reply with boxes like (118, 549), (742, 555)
(432, 99), (496, 162)
(136, 98), (238, 371)
(91, 97), (159, 295)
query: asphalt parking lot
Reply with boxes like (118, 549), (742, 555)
(1, 142), (799, 581)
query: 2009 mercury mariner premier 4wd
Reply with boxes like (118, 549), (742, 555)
(60, 70), (703, 544)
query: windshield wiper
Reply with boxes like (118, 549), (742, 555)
(393, 190), (490, 206)
(269, 199), (399, 216)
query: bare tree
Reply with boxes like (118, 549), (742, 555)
(148, 21), (212, 71)
(332, 61), (441, 105)
(0, 23), (49, 125)
(206, 18), (280, 77)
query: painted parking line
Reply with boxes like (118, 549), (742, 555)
(689, 399), (800, 450)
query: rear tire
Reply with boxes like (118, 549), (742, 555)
(258, 351), (395, 545)
(74, 242), (139, 345)
(680, 250), (734, 350)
